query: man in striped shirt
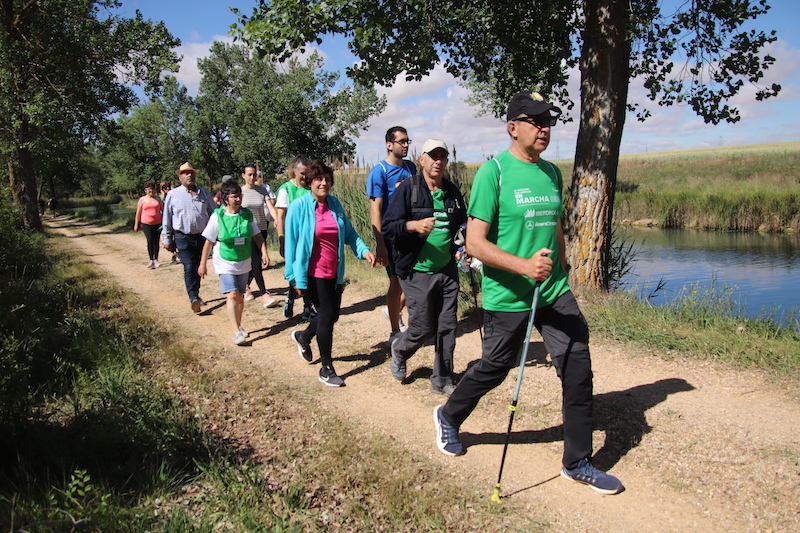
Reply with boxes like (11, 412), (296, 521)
(162, 162), (216, 313)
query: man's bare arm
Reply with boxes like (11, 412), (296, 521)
(369, 197), (388, 265)
(465, 216), (553, 282)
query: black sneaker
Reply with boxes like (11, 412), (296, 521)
(430, 382), (457, 397)
(290, 331), (313, 363)
(283, 298), (294, 319)
(433, 405), (464, 456)
(300, 306), (316, 323)
(319, 364), (345, 387)
(561, 459), (624, 495)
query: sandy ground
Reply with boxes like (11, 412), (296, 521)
(47, 216), (799, 532)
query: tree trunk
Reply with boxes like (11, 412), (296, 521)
(565, 0), (631, 291)
(6, 153), (16, 202)
(16, 117), (44, 232)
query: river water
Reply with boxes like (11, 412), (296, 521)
(620, 227), (799, 326)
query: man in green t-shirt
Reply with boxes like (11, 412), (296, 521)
(382, 139), (467, 396)
(433, 92), (623, 495)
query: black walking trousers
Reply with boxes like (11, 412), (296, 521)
(442, 291), (593, 468)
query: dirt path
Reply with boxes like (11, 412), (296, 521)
(47, 216), (799, 532)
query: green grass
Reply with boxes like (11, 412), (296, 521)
(582, 282), (800, 378)
(548, 141), (800, 231)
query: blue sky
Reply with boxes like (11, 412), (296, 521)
(124, 0), (800, 164)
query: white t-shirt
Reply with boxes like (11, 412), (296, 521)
(201, 211), (261, 275)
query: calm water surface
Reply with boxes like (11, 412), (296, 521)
(620, 227), (800, 324)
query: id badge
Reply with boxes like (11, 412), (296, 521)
(234, 237), (245, 246)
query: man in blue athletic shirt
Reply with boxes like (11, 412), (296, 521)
(367, 126), (417, 345)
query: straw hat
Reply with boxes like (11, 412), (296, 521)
(176, 162), (199, 176)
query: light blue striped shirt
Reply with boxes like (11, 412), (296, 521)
(161, 185), (215, 244)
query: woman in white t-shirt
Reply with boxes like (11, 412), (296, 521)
(198, 180), (267, 345)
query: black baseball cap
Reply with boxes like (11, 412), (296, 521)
(506, 91), (562, 122)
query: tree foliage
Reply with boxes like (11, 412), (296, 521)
(0, 0), (179, 230)
(232, 0), (780, 289)
(98, 42), (386, 193)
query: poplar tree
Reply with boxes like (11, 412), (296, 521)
(233, 0), (779, 289)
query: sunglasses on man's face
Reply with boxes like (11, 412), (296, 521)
(514, 115), (558, 128)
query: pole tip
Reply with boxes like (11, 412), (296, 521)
(491, 486), (502, 503)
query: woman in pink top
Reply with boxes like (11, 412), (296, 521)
(286, 160), (376, 387)
(133, 181), (164, 268)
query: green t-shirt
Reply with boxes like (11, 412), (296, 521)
(277, 180), (310, 206)
(413, 188), (453, 274)
(468, 150), (569, 311)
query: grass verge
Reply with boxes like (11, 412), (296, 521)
(581, 283), (800, 380)
(0, 224), (538, 531)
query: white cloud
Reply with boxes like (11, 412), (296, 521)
(173, 35), (234, 93)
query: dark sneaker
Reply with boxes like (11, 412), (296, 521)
(433, 405), (464, 456)
(388, 329), (402, 347)
(290, 331), (313, 363)
(300, 306), (316, 323)
(430, 382), (457, 397)
(283, 298), (294, 319)
(389, 340), (406, 382)
(319, 364), (345, 387)
(561, 459), (624, 495)
(191, 299), (201, 314)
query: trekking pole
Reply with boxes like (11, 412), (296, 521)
(491, 283), (540, 503)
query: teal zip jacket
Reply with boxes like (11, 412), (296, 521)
(284, 194), (371, 290)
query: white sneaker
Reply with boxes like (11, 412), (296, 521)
(239, 326), (249, 338)
(153, 260), (160, 268)
(244, 287), (255, 301)
(147, 260), (154, 269)
(382, 306), (407, 332)
(233, 331), (247, 345)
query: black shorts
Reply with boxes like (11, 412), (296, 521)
(384, 241), (398, 277)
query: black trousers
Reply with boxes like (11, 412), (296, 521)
(297, 277), (342, 365)
(442, 291), (594, 468)
(141, 223), (160, 261)
(248, 229), (269, 292)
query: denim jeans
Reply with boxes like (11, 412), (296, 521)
(175, 232), (205, 303)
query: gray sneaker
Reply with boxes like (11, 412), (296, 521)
(561, 459), (624, 495)
(430, 382), (457, 397)
(319, 364), (345, 387)
(389, 340), (406, 381)
(433, 405), (464, 456)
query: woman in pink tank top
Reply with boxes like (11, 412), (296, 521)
(133, 181), (164, 268)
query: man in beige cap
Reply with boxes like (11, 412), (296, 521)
(162, 162), (216, 313)
(382, 139), (467, 396)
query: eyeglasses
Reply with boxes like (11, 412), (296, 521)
(390, 139), (412, 145)
(514, 115), (558, 128)
(161, 186), (171, 190)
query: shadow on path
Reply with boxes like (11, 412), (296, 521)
(461, 377), (695, 470)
